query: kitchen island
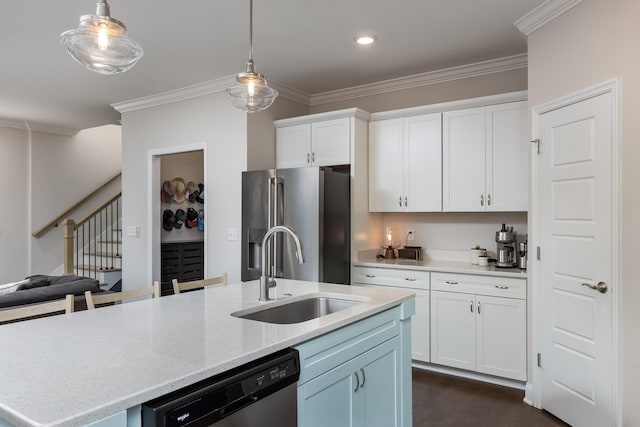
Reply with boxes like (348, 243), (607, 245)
(0, 279), (414, 427)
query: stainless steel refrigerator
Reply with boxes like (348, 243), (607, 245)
(241, 166), (350, 284)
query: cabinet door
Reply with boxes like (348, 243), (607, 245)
(276, 124), (311, 169)
(369, 119), (404, 212)
(476, 295), (527, 381)
(404, 113), (442, 212)
(485, 101), (528, 211)
(359, 338), (400, 427)
(312, 118), (350, 166)
(298, 358), (359, 427)
(443, 107), (486, 211)
(430, 291), (476, 370)
(411, 289), (430, 363)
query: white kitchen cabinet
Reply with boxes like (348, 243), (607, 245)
(442, 101), (527, 212)
(276, 117), (350, 168)
(430, 273), (527, 381)
(352, 266), (430, 363)
(369, 113), (442, 212)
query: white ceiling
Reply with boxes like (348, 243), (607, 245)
(0, 0), (542, 131)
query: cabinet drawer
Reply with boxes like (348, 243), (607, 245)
(295, 306), (401, 385)
(431, 272), (526, 299)
(353, 266), (429, 290)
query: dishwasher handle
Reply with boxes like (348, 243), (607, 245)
(220, 395), (259, 418)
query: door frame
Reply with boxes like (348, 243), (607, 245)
(147, 143), (208, 289)
(527, 78), (621, 424)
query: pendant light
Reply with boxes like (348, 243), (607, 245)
(60, 0), (143, 75)
(226, 0), (278, 113)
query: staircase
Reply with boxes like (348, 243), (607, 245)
(64, 194), (122, 289)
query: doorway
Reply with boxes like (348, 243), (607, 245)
(531, 80), (620, 426)
(148, 145), (207, 295)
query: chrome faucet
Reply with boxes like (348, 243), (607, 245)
(260, 225), (305, 301)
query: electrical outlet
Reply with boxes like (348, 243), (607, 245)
(407, 229), (414, 241)
(228, 228), (238, 241)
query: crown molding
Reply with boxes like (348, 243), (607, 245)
(269, 81), (311, 105)
(309, 54), (528, 106)
(0, 118), (78, 136)
(514, 0), (583, 36)
(112, 75), (237, 113)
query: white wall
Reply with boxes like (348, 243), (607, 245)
(30, 125), (122, 275)
(0, 126), (30, 283)
(120, 92), (246, 289)
(527, 0), (640, 423)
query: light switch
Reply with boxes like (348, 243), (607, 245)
(228, 228), (238, 241)
(127, 226), (140, 238)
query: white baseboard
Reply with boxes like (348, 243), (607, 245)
(412, 361), (526, 390)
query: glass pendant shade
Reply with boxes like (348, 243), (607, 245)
(226, 60), (278, 113)
(60, 1), (143, 75)
(226, 0), (278, 113)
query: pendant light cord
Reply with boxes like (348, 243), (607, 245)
(249, 0), (254, 62)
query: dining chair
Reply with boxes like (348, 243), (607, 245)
(0, 294), (74, 323)
(85, 281), (161, 310)
(172, 272), (228, 294)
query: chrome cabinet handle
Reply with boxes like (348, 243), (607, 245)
(445, 281), (458, 285)
(360, 368), (366, 388)
(398, 196), (402, 207)
(365, 274), (376, 278)
(307, 153), (310, 164)
(477, 301), (481, 314)
(480, 194), (484, 206)
(495, 285), (509, 290)
(312, 152), (315, 163)
(354, 371), (360, 392)
(470, 300), (473, 313)
(404, 196), (408, 207)
(487, 194), (492, 206)
(405, 278), (417, 282)
(582, 281), (608, 294)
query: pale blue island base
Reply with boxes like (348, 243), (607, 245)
(0, 280), (414, 427)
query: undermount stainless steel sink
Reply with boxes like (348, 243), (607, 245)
(232, 296), (363, 324)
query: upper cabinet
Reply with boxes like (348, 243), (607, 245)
(275, 110), (369, 169)
(369, 113), (442, 212)
(443, 101), (528, 212)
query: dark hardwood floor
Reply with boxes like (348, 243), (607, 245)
(412, 368), (570, 427)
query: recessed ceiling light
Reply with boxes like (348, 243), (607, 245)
(355, 34), (377, 46)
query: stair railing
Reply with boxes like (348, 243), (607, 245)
(63, 193), (121, 279)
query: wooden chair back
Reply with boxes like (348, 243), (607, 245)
(172, 272), (228, 294)
(85, 281), (161, 310)
(0, 294), (74, 323)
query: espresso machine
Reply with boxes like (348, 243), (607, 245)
(495, 224), (517, 268)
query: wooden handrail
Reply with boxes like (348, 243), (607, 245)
(32, 173), (121, 238)
(74, 192), (122, 229)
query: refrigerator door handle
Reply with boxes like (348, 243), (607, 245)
(272, 177), (285, 277)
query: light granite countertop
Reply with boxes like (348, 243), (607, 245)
(0, 280), (414, 427)
(354, 254), (528, 279)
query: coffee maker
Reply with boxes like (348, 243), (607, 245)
(495, 224), (517, 268)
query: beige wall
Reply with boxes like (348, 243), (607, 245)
(527, 0), (640, 424)
(310, 68), (527, 114)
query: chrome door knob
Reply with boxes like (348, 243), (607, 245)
(581, 281), (608, 294)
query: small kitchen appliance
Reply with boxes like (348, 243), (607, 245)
(495, 224), (517, 268)
(519, 241), (527, 270)
(398, 246), (422, 260)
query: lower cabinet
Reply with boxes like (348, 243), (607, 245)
(295, 305), (412, 427)
(298, 337), (399, 427)
(352, 266), (430, 363)
(430, 273), (527, 381)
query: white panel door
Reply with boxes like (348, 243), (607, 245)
(443, 107), (486, 211)
(430, 291), (475, 370)
(312, 118), (350, 166)
(276, 124), (311, 169)
(539, 92), (613, 426)
(404, 113), (442, 212)
(411, 289), (430, 363)
(486, 101), (528, 211)
(369, 119), (404, 212)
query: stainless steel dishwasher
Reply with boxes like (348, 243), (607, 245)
(142, 348), (300, 427)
